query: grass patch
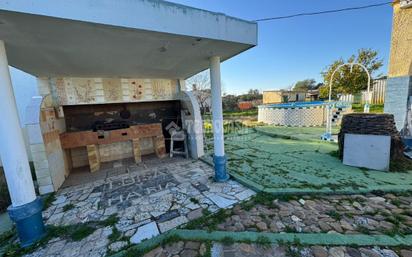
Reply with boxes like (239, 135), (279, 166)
(221, 236), (235, 246)
(108, 227), (122, 242)
(0, 167), (11, 213)
(390, 157), (412, 172)
(2, 224), (95, 257)
(98, 214), (119, 227)
(352, 104), (384, 113)
(184, 209), (232, 231)
(42, 193), (56, 210)
(328, 150), (340, 158)
(62, 204), (75, 212)
(0, 229), (16, 248)
(254, 192), (278, 208)
(356, 226), (371, 235)
(1, 215), (119, 257)
(190, 197), (200, 204)
(256, 235), (271, 248)
(69, 226), (95, 241)
(284, 226), (297, 233)
(326, 210), (342, 221)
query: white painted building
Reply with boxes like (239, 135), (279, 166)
(0, 0), (257, 245)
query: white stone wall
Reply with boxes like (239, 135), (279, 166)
(179, 90), (204, 159)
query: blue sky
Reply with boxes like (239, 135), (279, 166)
(170, 0), (393, 95)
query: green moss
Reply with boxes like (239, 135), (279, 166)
(62, 204), (75, 212)
(108, 227), (122, 242)
(98, 215), (119, 227)
(326, 210), (342, 221)
(184, 209), (233, 231)
(390, 157), (412, 172)
(256, 235), (271, 248)
(221, 236), (235, 246)
(190, 197), (200, 204)
(42, 193), (56, 210)
(1, 214), (120, 257)
(356, 226), (371, 235)
(69, 226), (95, 241)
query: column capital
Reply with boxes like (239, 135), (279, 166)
(209, 56), (221, 63)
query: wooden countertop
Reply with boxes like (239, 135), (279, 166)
(60, 123), (163, 149)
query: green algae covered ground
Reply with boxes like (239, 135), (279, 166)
(255, 126), (339, 142)
(208, 126), (412, 194)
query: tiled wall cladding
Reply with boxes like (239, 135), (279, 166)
(258, 106), (326, 127)
(51, 78), (178, 105)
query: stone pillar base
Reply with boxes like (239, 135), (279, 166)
(8, 197), (46, 247)
(213, 155), (229, 182)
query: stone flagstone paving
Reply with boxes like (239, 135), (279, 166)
(23, 158), (255, 257)
(193, 192), (412, 235)
(209, 243), (412, 257)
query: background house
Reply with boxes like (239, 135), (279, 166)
(263, 90), (306, 104)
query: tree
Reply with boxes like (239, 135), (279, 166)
(293, 79), (316, 91)
(238, 89), (262, 101)
(222, 94), (239, 112)
(319, 49), (383, 99)
(187, 71), (211, 114)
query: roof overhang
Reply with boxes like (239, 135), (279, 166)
(0, 0), (257, 79)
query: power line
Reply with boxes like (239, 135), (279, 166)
(253, 2), (392, 22)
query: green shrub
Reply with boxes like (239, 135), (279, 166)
(0, 167), (11, 212)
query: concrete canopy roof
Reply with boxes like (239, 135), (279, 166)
(0, 0), (257, 79)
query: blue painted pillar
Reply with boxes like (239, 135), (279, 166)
(209, 56), (229, 182)
(0, 40), (45, 247)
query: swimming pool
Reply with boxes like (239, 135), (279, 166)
(258, 101), (351, 127)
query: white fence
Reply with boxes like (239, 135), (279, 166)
(338, 79), (386, 104)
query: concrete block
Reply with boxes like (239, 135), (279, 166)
(30, 143), (46, 153)
(35, 168), (51, 179)
(37, 176), (52, 187)
(27, 124), (44, 144)
(31, 150), (47, 163)
(39, 185), (54, 195)
(25, 96), (43, 125)
(33, 159), (49, 170)
(343, 134), (391, 171)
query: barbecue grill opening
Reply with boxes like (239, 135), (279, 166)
(92, 120), (130, 132)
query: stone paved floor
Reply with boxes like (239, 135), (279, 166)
(23, 157), (255, 257)
(193, 193), (412, 235)
(210, 243), (412, 257)
(142, 241), (208, 257)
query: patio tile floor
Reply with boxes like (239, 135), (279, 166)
(23, 157), (255, 257)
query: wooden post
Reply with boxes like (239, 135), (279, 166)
(132, 138), (142, 163)
(153, 135), (166, 158)
(86, 144), (100, 172)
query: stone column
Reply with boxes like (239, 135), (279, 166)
(0, 40), (45, 246)
(209, 56), (229, 182)
(384, 1), (412, 132)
